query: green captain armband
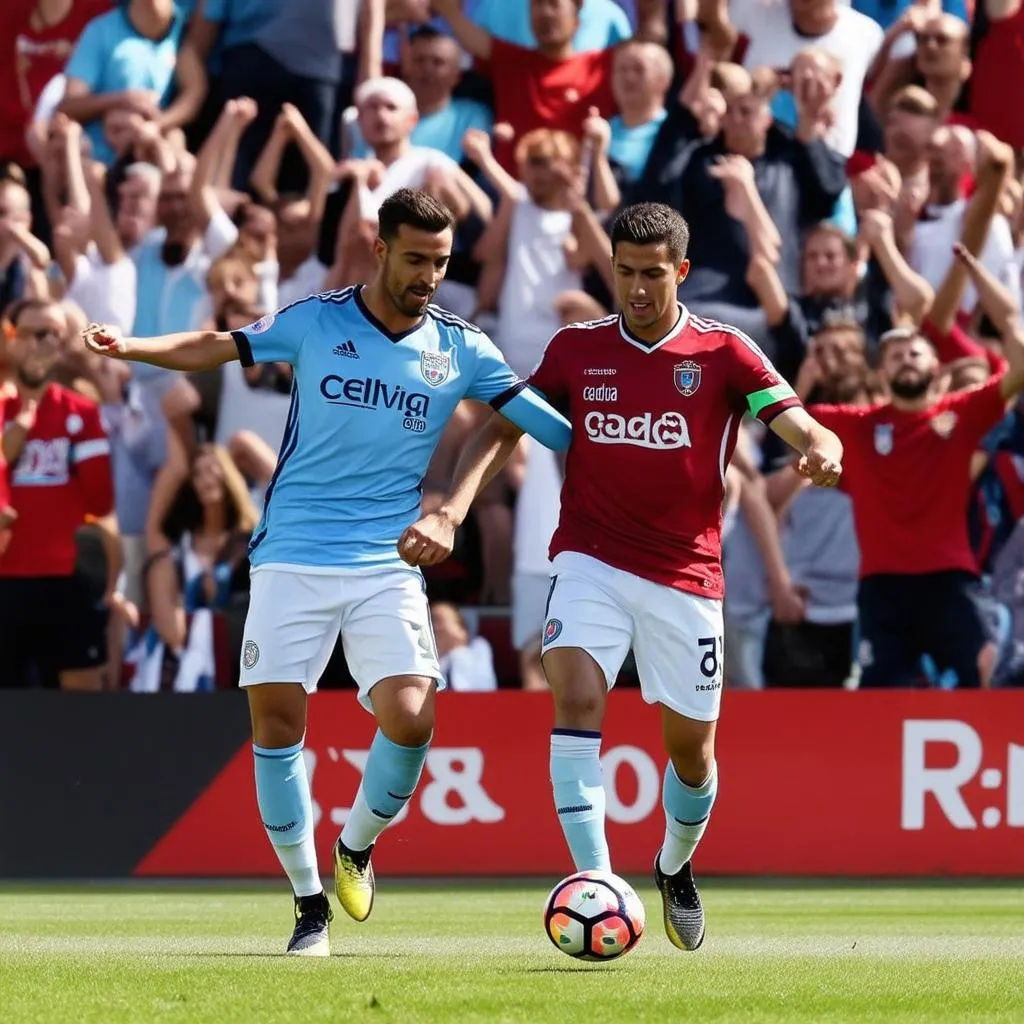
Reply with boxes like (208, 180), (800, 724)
(746, 382), (798, 419)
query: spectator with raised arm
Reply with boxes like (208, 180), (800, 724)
(431, 0), (616, 170)
(912, 129), (1021, 322)
(344, 26), (494, 165)
(195, 0), (347, 192)
(330, 76), (492, 287)
(699, 0), (883, 157)
(970, 0), (1024, 152)
(248, 102), (335, 307)
(0, 174), (51, 308)
(869, 12), (972, 125)
(59, 0), (205, 166)
(675, 62), (847, 349)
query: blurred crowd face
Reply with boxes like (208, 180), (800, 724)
(430, 602), (469, 658)
(0, 181), (32, 250)
(810, 325), (872, 402)
(237, 203), (277, 263)
(530, 0), (579, 50)
(881, 334), (939, 400)
(207, 256), (259, 314)
(802, 228), (856, 296)
(789, 0), (838, 33)
(885, 106), (937, 174)
(927, 125), (975, 206)
(516, 130), (578, 206)
(358, 94), (417, 152)
(5, 303), (68, 390)
(379, 224), (453, 318)
(156, 167), (195, 243)
(192, 446), (226, 507)
(612, 41), (673, 115)
(275, 198), (317, 270)
(104, 108), (141, 157)
(915, 14), (969, 82)
(721, 85), (772, 159)
(405, 34), (462, 107)
(116, 169), (159, 247)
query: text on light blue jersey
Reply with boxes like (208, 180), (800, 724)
(232, 287), (524, 571)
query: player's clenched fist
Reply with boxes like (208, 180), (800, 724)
(797, 437), (843, 488)
(82, 322), (128, 358)
(397, 510), (457, 567)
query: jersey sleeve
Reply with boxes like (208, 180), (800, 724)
(724, 328), (802, 423)
(65, 17), (106, 89)
(945, 376), (1010, 447)
(463, 328), (523, 406)
(526, 329), (570, 411)
(230, 297), (321, 367)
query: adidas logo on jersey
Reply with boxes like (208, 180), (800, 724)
(333, 340), (359, 358)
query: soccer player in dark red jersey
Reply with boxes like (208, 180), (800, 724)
(401, 202), (844, 951)
(809, 316), (1024, 689)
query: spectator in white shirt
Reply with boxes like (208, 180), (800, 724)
(330, 76), (492, 287)
(911, 125), (1021, 317)
(701, 0), (884, 157)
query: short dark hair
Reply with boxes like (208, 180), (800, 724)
(409, 24), (445, 43)
(610, 203), (690, 263)
(377, 188), (455, 243)
(4, 296), (61, 328)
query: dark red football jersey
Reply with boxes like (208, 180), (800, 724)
(0, 383), (113, 577)
(528, 307), (801, 598)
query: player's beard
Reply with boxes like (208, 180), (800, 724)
(888, 371), (933, 400)
(387, 276), (433, 318)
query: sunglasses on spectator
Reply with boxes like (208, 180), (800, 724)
(915, 32), (955, 45)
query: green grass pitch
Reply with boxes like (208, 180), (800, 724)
(1, 883), (1022, 1023)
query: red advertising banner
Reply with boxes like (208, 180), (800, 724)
(137, 691), (1024, 877)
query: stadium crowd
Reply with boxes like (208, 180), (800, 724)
(2, 0), (1024, 692)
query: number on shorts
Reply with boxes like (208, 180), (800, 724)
(698, 636), (723, 679)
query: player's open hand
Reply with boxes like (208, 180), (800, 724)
(398, 510), (458, 567)
(82, 323), (128, 359)
(797, 439), (843, 488)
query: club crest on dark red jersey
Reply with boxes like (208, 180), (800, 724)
(673, 360), (701, 397)
(874, 423), (893, 455)
(930, 411), (957, 438)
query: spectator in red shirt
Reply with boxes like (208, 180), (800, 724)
(808, 323), (1024, 688)
(0, 297), (114, 690)
(0, 0), (113, 169)
(432, 0), (616, 170)
(969, 0), (1024, 150)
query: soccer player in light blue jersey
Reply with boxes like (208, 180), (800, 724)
(82, 188), (571, 956)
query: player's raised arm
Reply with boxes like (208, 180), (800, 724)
(768, 405), (844, 489)
(82, 322), (241, 372)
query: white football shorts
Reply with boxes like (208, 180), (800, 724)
(541, 551), (724, 721)
(239, 565), (445, 711)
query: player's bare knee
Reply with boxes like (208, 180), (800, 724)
(373, 676), (437, 747)
(667, 743), (715, 788)
(548, 671), (606, 729)
(247, 684), (307, 749)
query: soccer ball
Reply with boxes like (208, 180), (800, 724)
(542, 870), (645, 961)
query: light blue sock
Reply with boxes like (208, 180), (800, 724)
(550, 729), (611, 872)
(659, 761), (718, 875)
(340, 730), (429, 852)
(253, 741), (321, 897)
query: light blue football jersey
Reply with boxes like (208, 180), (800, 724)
(231, 286), (524, 570)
